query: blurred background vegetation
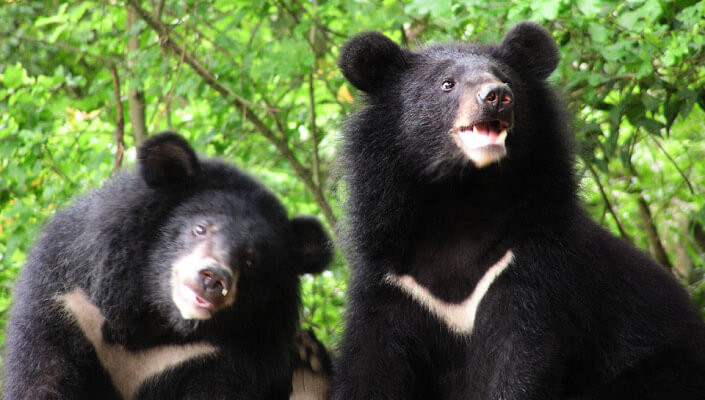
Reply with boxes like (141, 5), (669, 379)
(1, 0), (704, 357)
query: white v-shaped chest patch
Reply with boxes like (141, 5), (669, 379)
(59, 289), (218, 400)
(384, 250), (514, 335)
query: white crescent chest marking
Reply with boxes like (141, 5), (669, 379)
(384, 250), (514, 335)
(59, 289), (218, 400)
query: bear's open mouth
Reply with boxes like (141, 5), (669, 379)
(452, 120), (511, 168)
(455, 120), (509, 149)
(191, 288), (215, 309)
(173, 280), (218, 319)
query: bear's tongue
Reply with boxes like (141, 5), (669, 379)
(458, 122), (507, 149)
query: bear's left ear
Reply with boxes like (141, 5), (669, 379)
(290, 216), (333, 275)
(499, 22), (560, 81)
(339, 31), (409, 94)
(137, 132), (202, 189)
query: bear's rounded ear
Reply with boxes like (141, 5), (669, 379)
(137, 132), (202, 189)
(290, 216), (333, 275)
(339, 31), (408, 93)
(499, 22), (559, 81)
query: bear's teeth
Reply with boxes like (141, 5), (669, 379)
(472, 124), (489, 137)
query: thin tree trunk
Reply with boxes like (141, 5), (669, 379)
(127, 3), (148, 145)
(623, 154), (673, 270)
(111, 66), (125, 172)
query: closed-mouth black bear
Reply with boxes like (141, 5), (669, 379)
(333, 22), (705, 399)
(3, 132), (333, 400)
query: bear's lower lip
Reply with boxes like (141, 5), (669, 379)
(173, 282), (217, 320)
(184, 286), (217, 312)
(193, 293), (214, 309)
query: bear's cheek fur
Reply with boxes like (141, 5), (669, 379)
(170, 241), (238, 320)
(398, 82), (459, 165)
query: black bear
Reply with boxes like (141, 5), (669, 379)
(333, 22), (705, 399)
(3, 132), (333, 400)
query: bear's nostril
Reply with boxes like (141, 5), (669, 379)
(477, 83), (513, 111)
(501, 92), (512, 105)
(198, 267), (233, 297)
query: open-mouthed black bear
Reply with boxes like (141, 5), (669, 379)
(333, 22), (705, 399)
(3, 132), (333, 399)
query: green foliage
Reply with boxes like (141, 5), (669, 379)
(1, 0), (704, 358)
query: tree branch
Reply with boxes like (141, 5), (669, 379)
(155, 0), (166, 19)
(648, 134), (695, 195)
(308, 0), (321, 187)
(111, 66), (125, 172)
(2, 32), (122, 66)
(308, 75), (321, 186)
(582, 156), (631, 240)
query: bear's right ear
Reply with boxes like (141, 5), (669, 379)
(499, 22), (560, 81)
(339, 32), (408, 94)
(137, 132), (202, 189)
(290, 216), (333, 275)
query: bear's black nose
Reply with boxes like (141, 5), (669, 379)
(477, 83), (513, 113)
(198, 266), (233, 297)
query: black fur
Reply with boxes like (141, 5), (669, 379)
(3, 132), (333, 399)
(333, 22), (705, 399)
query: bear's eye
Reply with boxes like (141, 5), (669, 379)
(192, 224), (208, 236)
(441, 79), (455, 91)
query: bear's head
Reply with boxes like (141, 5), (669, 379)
(339, 22), (563, 176)
(124, 133), (332, 335)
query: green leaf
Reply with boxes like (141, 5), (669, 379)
(617, 10), (642, 30)
(408, 0), (453, 19)
(697, 88), (705, 112)
(2, 64), (28, 89)
(677, 87), (698, 119)
(577, 0), (601, 18)
(34, 3), (69, 27)
(638, 118), (665, 133)
(601, 42), (624, 62)
(635, 59), (653, 78)
(531, 0), (560, 20)
(588, 22), (611, 43)
(664, 94), (680, 130)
